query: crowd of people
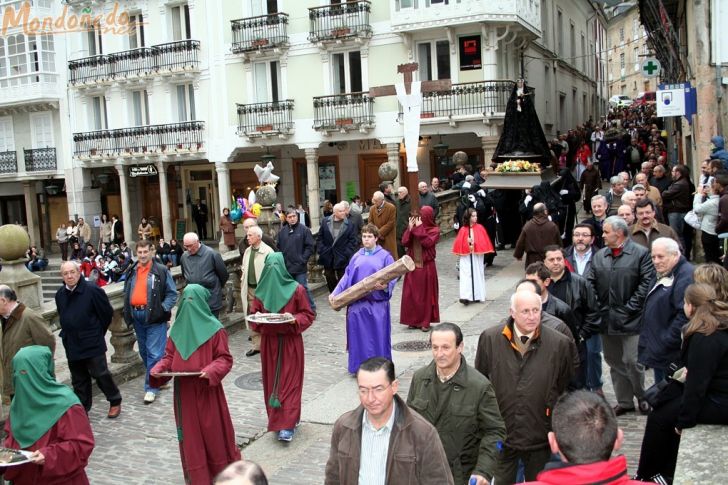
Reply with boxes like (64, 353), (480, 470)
(2, 98), (728, 483)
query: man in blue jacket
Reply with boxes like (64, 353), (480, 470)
(711, 135), (728, 169)
(55, 260), (122, 418)
(317, 202), (360, 292)
(278, 208), (316, 311)
(123, 240), (177, 404)
(638, 237), (693, 382)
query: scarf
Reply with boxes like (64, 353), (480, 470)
(169, 284), (223, 360)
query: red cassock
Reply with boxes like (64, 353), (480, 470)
(452, 224), (495, 255)
(150, 330), (241, 485)
(399, 223), (440, 328)
(3, 404), (94, 485)
(249, 285), (314, 431)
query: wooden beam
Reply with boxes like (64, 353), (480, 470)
(368, 79), (452, 98)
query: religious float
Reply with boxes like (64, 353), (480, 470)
(484, 80), (557, 190)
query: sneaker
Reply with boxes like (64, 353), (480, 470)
(143, 392), (156, 404)
(277, 429), (295, 442)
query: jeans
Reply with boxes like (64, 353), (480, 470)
(654, 367), (668, 384)
(586, 334), (604, 390)
(26, 260), (48, 271)
(132, 309), (168, 393)
(293, 272), (316, 312)
(68, 354), (122, 411)
(667, 212), (686, 248)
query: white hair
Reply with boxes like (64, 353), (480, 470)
(60, 260), (81, 273)
(183, 232), (199, 243)
(652, 237), (680, 256)
(621, 191), (635, 204)
(247, 226), (263, 238)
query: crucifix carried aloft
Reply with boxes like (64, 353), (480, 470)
(369, 62), (451, 214)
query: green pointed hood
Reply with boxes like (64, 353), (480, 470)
(170, 284), (223, 360)
(254, 252), (298, 313)
(10, 345), (80, 448)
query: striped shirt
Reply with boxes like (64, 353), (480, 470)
(358, 402), (397, 485)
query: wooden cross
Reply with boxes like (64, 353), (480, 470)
(369, 62), (451, 213)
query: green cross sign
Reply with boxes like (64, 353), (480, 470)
(642, 59), (661, 77)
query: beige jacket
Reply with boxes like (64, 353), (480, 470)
(240, 241), (274, 315)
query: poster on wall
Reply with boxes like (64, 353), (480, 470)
(459, 35), (482, 70)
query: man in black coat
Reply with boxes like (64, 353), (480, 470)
(278, 208), (316, 311)
(317, 203), (360, 292)
(395, 187), (412, 258)
(192, 199), (208, 240)
(55, 260), (122, 418)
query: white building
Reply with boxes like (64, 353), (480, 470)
(59, 0), (606, 246)
(0, 0), (72, 249)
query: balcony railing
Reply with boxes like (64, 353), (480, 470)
(231, 13), (289, 54)
(24, 148), (57, 172)
(237, 100), (294, 138)
(73, 121), (205, 159)
(308, 1), (372, 44)
(313, 92), (374, 132)
(403, 81), (513, 121)
(68, 40), (201, 85)
(0, 150), (17, 174)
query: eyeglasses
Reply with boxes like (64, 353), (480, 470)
(573, 232), (593, 238)
(358, 383), (392, 398)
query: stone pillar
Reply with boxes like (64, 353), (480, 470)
(305, 147), (321, 229)
(115, 164), (133, 244)
(108, 310), (141, 365)
(22, 182), (41, 247)
(215, 162), (232, 251)
(482, 136), (500, 165)
(481, 24), (499, 81)
(156, 161), (172, 241)
(386, 142), (401, 188)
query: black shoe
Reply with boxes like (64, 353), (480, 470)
(496, 244), (506, 251)
(613, 405), (635, 416)
(637, 398), (652, 415)
(245, 349), (260, 357)
(459, 299), (470, 306)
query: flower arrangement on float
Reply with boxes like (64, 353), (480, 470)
(494, 160), (541, 173)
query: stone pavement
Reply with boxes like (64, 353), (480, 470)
(76, 235), (649, 484)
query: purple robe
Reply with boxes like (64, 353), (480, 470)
(332, 246), (395, 373)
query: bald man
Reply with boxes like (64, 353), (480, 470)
(475, 290), (574, 483)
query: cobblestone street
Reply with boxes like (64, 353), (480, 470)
(79, 235), (648, 484)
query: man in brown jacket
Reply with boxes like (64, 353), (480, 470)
(0, 285), (56, 399)
(514, 203), (562, 268)
(325, 357), (454, 485)
(630, 198), (681, 252)
(474, 291), (574, 483)
(369, 191), (398, 258)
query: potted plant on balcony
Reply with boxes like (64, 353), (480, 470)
(252, 38), (270, 48)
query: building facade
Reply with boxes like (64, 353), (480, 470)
(21, 0), (607, 250)
(606, 2), (655, 100)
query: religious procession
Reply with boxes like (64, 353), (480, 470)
(0, 0), (727, 484)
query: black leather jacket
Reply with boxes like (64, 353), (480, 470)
(548, 270), (601, 340)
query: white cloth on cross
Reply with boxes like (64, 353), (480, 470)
(395, 81), (422, 173)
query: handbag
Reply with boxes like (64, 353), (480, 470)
(644, 377), (684, 408)
(684, 210), (702, 230)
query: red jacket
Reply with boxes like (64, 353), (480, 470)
(526, 455), (643, 484)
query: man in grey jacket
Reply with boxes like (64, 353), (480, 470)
(180, 232), (229, 317)
(418, 181), (440, 219)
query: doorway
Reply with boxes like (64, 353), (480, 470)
(186, 169), (216, 241)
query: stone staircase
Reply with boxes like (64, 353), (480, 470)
(34, 261), (63, 302)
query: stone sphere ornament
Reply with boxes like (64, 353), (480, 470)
(452, 151), (468, 165)
(255, 184), (278, 207)
(0, 224), (31, 261)
(378, 161), (398, 182)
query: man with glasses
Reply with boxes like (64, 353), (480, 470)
(407, 323), (505, 485)
(55, 260), (122, 418)
(325, 357), (453, 485)
(474, 291), (574, 483)
(180, 232), (229, 317)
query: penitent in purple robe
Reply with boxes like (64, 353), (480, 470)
(332, 246), (396, 374)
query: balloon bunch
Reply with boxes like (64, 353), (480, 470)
(229, 196), (247, 223)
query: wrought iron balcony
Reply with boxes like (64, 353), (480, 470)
(68, 40), (201, 85)
(308, 1), (372, 44)
(73, 121), (205, 159)
(231, 13), (289, 54)
(0, 150), (17, 174)
(24, 148), (57, 172)
(401, 81), (513, 124)
(237, 100), (294, 138)
(313, 92), (374, 132)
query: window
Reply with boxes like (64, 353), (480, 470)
(417, 40), (450, 81)
(633, 17), (640, 40)
(619, 27), (624, 43)
(176, 84), (196, 121)
(0, 33), (55, 86)
(171, 4), (192, 41)
(129, 13), (145, 49)
(253, 60), (282, 103)
(557, 10), (563, 55)
(8, 34), (27, 77)
(429, 0), (449, 4)
(541, 0), (549, 47)
(91, 96), (108, 130)
(87, 21), (102, 56)
(332, 51), (362, 94)
(0, 117), (15, 152)
(248, 0), (278, 15)
(544, 65), (550, 117)
(580, 34), (586, 70)
(399, 0), (414, 8)
(634, 47), (639, 71)
(570, 22), (575, 63)
(30, 112), (53, 148)
(132, 90), (150, 126)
